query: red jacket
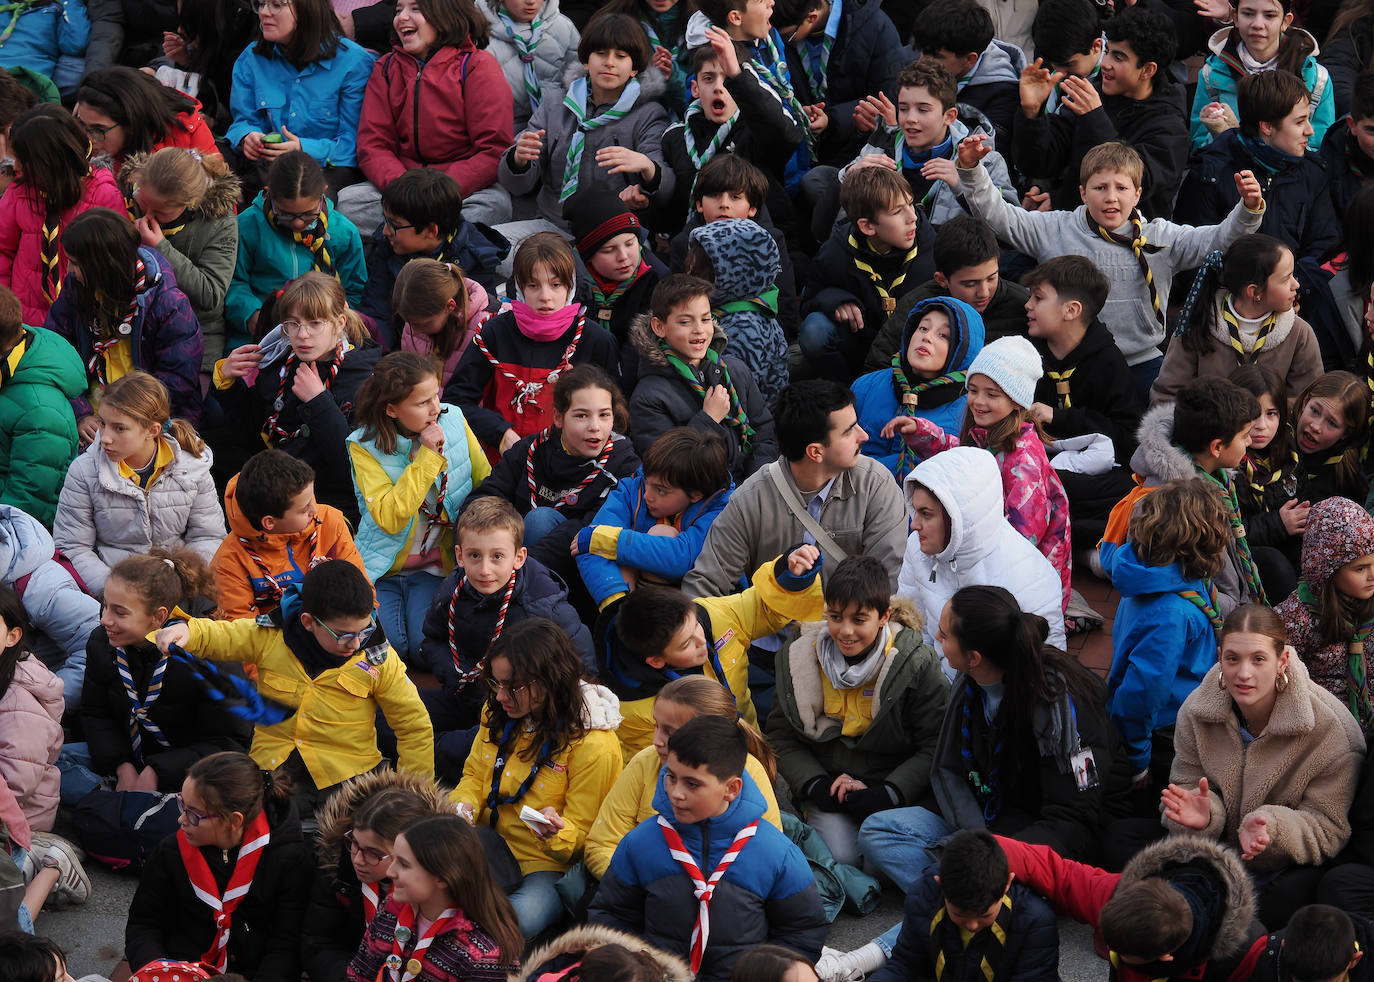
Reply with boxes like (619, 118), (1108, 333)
(114, 104), (219, 172)
(357, 42), (513, 197)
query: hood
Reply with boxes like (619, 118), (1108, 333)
(481, 0), (564, 29)
(513, 924), (692, 982)
(628, 311), (727, 367)
(1104, 540), (1201, 598)
(12, 326), (87, 398)
(1128, 403), (1196, 485)
(685, 10), (714, 49)
(690, 218), (780, 302)
(1207, 25), (1321, 60)
(899, 295), (985, 377)
(1299, 497), (1374, 592)
(561, 55), (667, 104)
(118, 151), (242, 221)
(970, 39), (1026, 86)
(313, 767), (449, 877)
(1112, 72), (1187, 118)
(0, 504), (54, 583)
(579, 679), (623, 731)
(1205, 294), (1297, 350)
(903, 446), (1005, 567)
(950, 103), (995, 143)
(650, 759), (769, 841)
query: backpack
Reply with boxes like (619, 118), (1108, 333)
(71, 788), (181, 872)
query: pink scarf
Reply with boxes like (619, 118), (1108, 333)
(512, 301), (581, 341)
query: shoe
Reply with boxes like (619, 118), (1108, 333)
(816, 942), (887, 982)
(29, 831), (85, 861)
(36, 835), (90, 907)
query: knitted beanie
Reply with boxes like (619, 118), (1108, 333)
(966, 335), (1043, 409)
(565, 189), (642, 259)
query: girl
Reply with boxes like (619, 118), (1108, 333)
(1191, 0), (1333, 151)
(73, 67), (219, 171)
(44, 206), (204, 431)
(393, 259), (490, 388)
(604, 0), (690, 117)
(226, 0), (375, 199)
(224, 151), (367, 349)
(122, 146), (243, 371)
(1290, 371), (1371, 505)
(155, 0), (259, 130)
(348, 351), (490, 664)
(452, 617), (623, 940)
(52, 371), (223, 597)
(1230, 364), (1302, 600)
(124, 751), (315, 982)
(1165, 603), (1364, 928)
(1276, 496), (1374, 730)
(217, 272), (381, 523)
(303, 769), (447, 982)
(480, 0), (582, 134)
(1152, 235), (1322, 406)
(734, 946), (820, 982)
(347, 813), (523, 982)
(76, 550), (251, 798)
(446, 232), (619, 454)
(518, 930), (692, 982)
(0, 587), (62, 834)
(884, 334), (1071, 615)
(0, 104), (124, 327)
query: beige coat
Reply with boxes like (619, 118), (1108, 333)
(1166, 656), (1365, 870)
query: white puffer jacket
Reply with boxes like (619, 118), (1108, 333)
(480, 0), (582, 132)
(53, 438), (225, 596)
(898, 445), (1066, 676)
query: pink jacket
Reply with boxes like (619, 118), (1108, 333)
(0, 656), (63, 833)
(901, 417), (1072, 614)
(400, 278), (489, 388)
(0, 168), (126, 327)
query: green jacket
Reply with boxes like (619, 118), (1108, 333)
(0, 326), (86, 526)
(767, 599), (949, 807)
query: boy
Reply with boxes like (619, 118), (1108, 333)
(1244, 905), (1373, 982)
(575, 426), (734, 609)
(1030, 0), (1105, 110)
(594, 544), (824, 757)
(799, 166), (934, 381)
(629, 274), (779, 481)
(566, 189), (667, 360)
(958, 138), (1265, 394)
(1023, 256), (1144, 534)
(1012, 6), (1189, 220)
(1321, 73), (1374, 216)
(864, 214), (1028, 370)
(356, 168), (509, 346)
(910, 0), (1026, 145)
(591, 715), (828, 981)
(212, 449), (367, 620)
(154, 560), (434, 813)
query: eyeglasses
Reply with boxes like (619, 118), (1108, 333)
(252, 0), (293, 12)
(344, 829), (392, 866)
(382, 215), (419, 234)
(272, 197), (323, 223)
(315, 613), (377, 646)
(175, 794), (220, 827)
(72, 114), (119, 141)
(485, 676), (530, 698)
(280, 319), (335, 338)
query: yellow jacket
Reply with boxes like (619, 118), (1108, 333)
(584, 744), (783, 879)
(184, 617), (435, 789)
(452, 682), (624, 874)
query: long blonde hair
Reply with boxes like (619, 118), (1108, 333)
(656, 676), (777, 782)
(101, 371), (204, 457)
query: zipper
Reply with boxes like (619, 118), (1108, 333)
(412, 63), (424, 162)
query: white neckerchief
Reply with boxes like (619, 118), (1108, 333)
(1237, 42), (1279, 75)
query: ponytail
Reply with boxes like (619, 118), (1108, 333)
(392, 259), (470, 363)
(737, 717), (777, 784)
(101, 371), (206, 458)
(108, 547), (215, 617)
(657, 676), (777, 782)
(165, 418), (206, 457)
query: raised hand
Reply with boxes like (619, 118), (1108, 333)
(1161, 777), (1212, 830)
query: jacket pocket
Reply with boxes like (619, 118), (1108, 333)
(336, 669), (375, 699)
(258, 670), (301, 704)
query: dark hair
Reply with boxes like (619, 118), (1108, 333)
(731, 945), (812, 982)
(392, 259), (471, 362)
(697, 0), (751, 30)
(175, 0), (258, 83)
(823, 555), (892, 618)
(1353, 72), (1374, 122)
(11, 104), (91, 215)
(775, 380), (857, 461)
(641, 427), (730, 497)
(1343, 184), (1374, 300)
(108, 548), (216, 618)
(352, 786), (440, 844)
(382, 167), (466, 232)
(911, 0), (993, 57)
(75, 67), (201, 159)
(578, 12), (652, 71)
(300, 559), (376, 621)
(667, 715), (747, 780)
(1294, 371), (1370, 496)
(0, 286), (21, 348)
(1282, 906), (1358, 982)
(1032, 0), (1103, 67)
(939, 830), (1009, 912)
(651, 273), (714, 321)
(692, 153), (769, 209)
(616, 586), (698, 663)
(235, 450), (316, 529)
(1179, 235), (1292, 353)
(1099, 879), (1193, 959)
(693, 42), (724, 73)
(394, 0), (490, 50)
(266, 149), (327, 201)
(0, 933), (65, 982)
(770, 0), (826, 30)
(841, 166), (914, 225)
(1173, 377), (1261, 454)
(1102, 4), (1175, 74)
(896, 58), (958, 112)
(1022, 256), (1110, 323)
(933, 215), (999, 276)
(0, 72), (36, 131)
(354, 351), (443, 456)
(578, 944), (670, 982)
(254, 0), (342, 65)
(1237, 69), (1312, 138)
(61, 207), (142, 324)
(0, 586), (28, 703)
(483, 618), (588, 761)
(1228, 363), (1292, 467)
(188, 751), (293, 824)
(553, 364), (628, 433)
(513, 231), (577, 293)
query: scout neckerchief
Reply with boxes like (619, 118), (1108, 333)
(660, 342), (755, 454)
(560, 77), (641, 202)
(1220, 293), (1278, 363)
(263, 196), (335, 276)
(472, 312), (584, 416)
(117, 646), (172, 766)
(893, 134), (952, 212)
(713, 284), (780, 321)
(749, 30), (813, 160)
(797, 0), (841, 102)
(496, 5), (544, 110)
(1297, 580), (1374, 726)
(0, 330), (26, 388)
(381, 903), (458, 982)
(360, 880), (384, 925)
(1087, 209), (1165, 327)
(1238, 446), (1297, 512)
(1177, 579), (1224, 637)
(87, 258), (149, 388)
(683, 101), (738, 172)
(0, 1), (53, 47)
(849, 232), (918, 316)
(240, 518), (321, 611)
(960, 677), (1004, 821)
(892, 355), (967, 476)
(930, 894), (1014, 982)
(262, 341), (347, 444)
(39, 207), (61, 305)
(657, 815), (758, 974)
(590, 260), (650, 330)
(178, 809), (271, 972)
(526, 426), (614, 511)
(1198, 466), (1268, 604)
(447, 570), (516, 691)
(487, 718), (551, 826)
(1046, 368), (1074, 408)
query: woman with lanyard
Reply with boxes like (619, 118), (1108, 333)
(451, 617), (623, 940)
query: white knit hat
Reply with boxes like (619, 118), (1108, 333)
(966, 335), (1043, 409)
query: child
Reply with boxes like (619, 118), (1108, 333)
(153, 561), (435, 813)
(53, 372), (223, 597)
(224, 152), (367, 349)
(215, 272), (382, 523)
(0, 588), (61, 834)
(567, 189), (666, 359)
(212, 450), (367, 621)
(347, 814), (522, 982)
(910, 0), (1025, 137)
(451, 618), (623, 939)
(1321, 73), (1374, 216)
(519, 930), (693, 982)
(1241, 906), (1374, 982)
(574, 426), (733, 609)
(686, 217), (789, 403)
(71, 67), (219, 173)
(43, 207), (204, 430)
(1276, 496), (1374, 730)
(958, 138), (1265, 393)
(444, 232), (619, 452)
(594, 545), (823, 758)
(124, 752), (315, 981)
(392, 259), (491, 390)
(499, 12), (671, 228)
(0, 104), (124, 328)
(1229, 365), (1302, 599)
(630, 274), (778, 482)
(121, 147), (242, 373)
(885, 335), (1072, 614)
(1290, 371), (1371, 505)
(590, 715), (829, 981)
(799, 167), (934, 382)
(0, 286), (85, 527)
(768, 554), (947, 866)
(481, 0), (582, 134)
(1029, 0), (1105, 109)
(348, 351), (490, 665)
(736, 945), (821, 982)
(357, 168), (509, 346)
(1191, 0), (1332, 151)
(0, 936), (83, 982)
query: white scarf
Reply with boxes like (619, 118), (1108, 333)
(817, 624), (891, 690)
(1237, 42), (1279, 75)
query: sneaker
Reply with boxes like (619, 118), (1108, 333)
(36, 835), (90, 907)
(29, 831), (85, 861)
(815, 942), (887, 982)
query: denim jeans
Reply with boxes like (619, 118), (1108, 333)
(524, 507), (567, 548)
(798, 312), (866, 382)
(376, 570), (445, 667)
(857, 805), (952, 894)
(56, 743), (103, 805)
(1129, 354), (1164, 401)
(509, 869), (564, 939)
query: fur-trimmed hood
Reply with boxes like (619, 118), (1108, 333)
(1128, 403), (1196, 486)
(313, 767), (449, 877)
(117, 151), (243, 221)
(628, 311), (726, 367)
(511, 923), (693, 982)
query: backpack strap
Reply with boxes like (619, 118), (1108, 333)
(766, 460), (848, 564)
(12, 550), (88, 602)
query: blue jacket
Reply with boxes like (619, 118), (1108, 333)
(1102, 540), (1220, 775)
(0, 1), (90, 85)
(853, 295), (985, 481)
(590, 768), (828, 982)
(575, 469), (732, 608)
(227, 37), (375, 167)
